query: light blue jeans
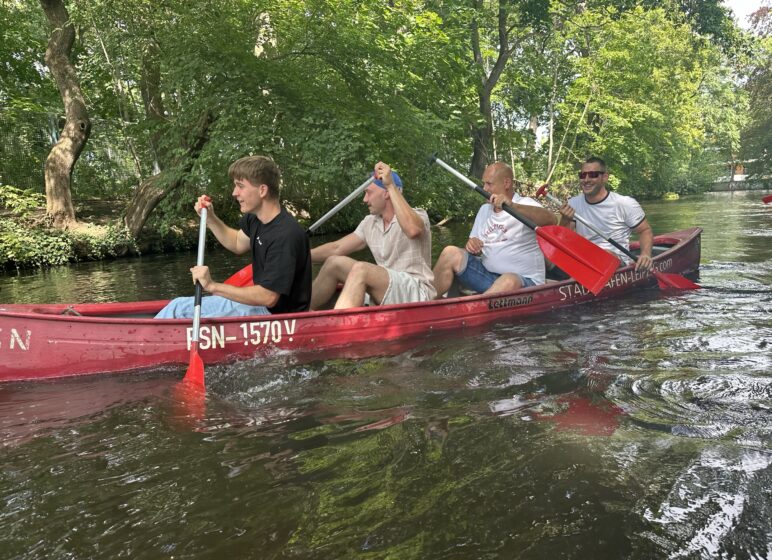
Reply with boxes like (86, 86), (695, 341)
(155, 295), (270, 319)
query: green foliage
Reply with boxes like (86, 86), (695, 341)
(0, 184), (137, 269)
(0, 185), (45, 216)
(552, 7), (740, 196)
(70, 225), (138, 260)
(0, 0), (759, 254)
(0, 220), (73, 269)
(741, 12), (772, 182)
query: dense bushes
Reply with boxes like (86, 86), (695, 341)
(0, 185), (139, 269)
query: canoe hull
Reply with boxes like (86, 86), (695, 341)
(0, 228), (701, 382)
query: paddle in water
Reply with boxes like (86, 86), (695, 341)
(183, 207), (208, 388)
(221, 176), (377, 288)
(763, 194), (772, 205)
(535, 185), (700, 290)
(430, 156), (619, 295)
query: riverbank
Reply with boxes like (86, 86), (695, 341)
(0, 194), (204, 270)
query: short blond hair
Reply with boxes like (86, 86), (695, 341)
(228, 156), (281, 199)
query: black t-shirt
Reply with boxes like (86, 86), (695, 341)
(239, 207), (311, 314)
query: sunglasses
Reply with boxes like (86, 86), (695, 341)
(578, 171), (605, 179)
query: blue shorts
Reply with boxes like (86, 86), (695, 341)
(155, 295), (271, 319)
(456, 253), (536, 293)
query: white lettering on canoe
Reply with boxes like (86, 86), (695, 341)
(284, 319), (296, 343)
(558, 258), (679, 301)
(654, 258), (673, 272)
(185, 320), (298, 351)
(3, 328), (31, 351)
(558, 283), (591, 301)
(238, 320), (297, 346)
(186, 325), (226, 351)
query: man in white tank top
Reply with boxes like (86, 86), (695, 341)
(432, 162), (555, 297)
(558, 157), (653, 271)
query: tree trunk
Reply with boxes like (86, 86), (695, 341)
(469, 0), (513, 179)
(124, 111), (214, 238)
(470, 93), (494, 179)
(40, 0), (91, 229)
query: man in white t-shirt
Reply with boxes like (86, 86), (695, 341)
(310, 161), (435, 310)
(432, 161), (555, 297)
(558, 157), (653, 271)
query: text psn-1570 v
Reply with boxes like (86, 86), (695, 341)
(186, 319), (297, 351)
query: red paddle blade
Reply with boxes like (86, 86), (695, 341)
(183, 345), (205, 388)
(536, 225), (620, 295)
(224, 264), (253, 287)
(763, 194), (772, 204)
(172, 377), (207, 426)
(654, 271), (700, 290)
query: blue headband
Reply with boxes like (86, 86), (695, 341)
(371, 171), (403, 190)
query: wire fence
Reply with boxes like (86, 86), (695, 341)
(0, 109), (140, 199)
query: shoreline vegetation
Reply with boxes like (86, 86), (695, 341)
(2, 184), (767, 271)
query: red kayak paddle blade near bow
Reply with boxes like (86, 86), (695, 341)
(763, 194), (772, 204)
(184, 344), (205, 388)
(536, 225), (620, 295)
(654, 271), (700, 290)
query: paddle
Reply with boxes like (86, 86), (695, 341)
(535, 184), (700, 290)
(429, 156), (619, 295)
(763, 194), (772, 204)
(221, 176), (376, 288)
(182, 207), (208, 388)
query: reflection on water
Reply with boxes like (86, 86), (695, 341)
(1, 191), (771, 559)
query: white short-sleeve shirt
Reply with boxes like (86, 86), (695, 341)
(568, 191), (646, 263)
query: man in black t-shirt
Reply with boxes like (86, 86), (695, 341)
(155, 156), (311, 318)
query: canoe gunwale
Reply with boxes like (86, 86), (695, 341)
(0, 228), (701, 325)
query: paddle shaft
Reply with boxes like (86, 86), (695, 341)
(539, 189), (640, 263)
(191, 207), (208, 345)
(307, 177), (376, 233)
(431, 156), (538, 230)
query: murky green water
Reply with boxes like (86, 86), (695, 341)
(1, 191), (770, 559)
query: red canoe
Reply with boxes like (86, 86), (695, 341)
(0, 228), (701, 383)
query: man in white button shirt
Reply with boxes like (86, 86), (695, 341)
(432, 161), (555, 298)
(310, 161), (435, 310)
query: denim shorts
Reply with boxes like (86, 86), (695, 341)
(456, 253), (536, 293)
(155, 295), (271, 319)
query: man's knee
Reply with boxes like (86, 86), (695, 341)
(320, 255), (348, 278)
(155, 296), (193, 319)
(346, 261), (371, 283)
(491, 273), (522, 293)
(438, 245), (464, 272)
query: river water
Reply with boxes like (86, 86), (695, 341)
(1, 191), (770, 559)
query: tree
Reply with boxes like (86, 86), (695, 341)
(466, 0), (549, 178)
(39, 0), (91, 229)
(554, 7), (739, 196)
(741, 3), (772, 183)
